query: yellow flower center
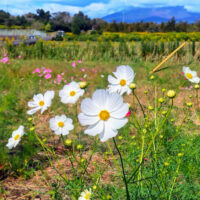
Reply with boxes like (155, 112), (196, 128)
(70, 91), (76, 96)
(39, 100), (45, 106)
(120, 79), (126, 86)
(58, 121), (64, 127)
(186, 73), (193, 79)
(99, 110), (110, 121)
(84, 193), (91, 200)
(14, 134), (20, 141)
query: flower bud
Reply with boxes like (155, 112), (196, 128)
(129, 83), (136, 89)
(65, 139), (72, 146)
(167, 90), (176, 98)
(186, 102), (193, 107)
(79, 81), (87, 89)
(158, 97), (164, 103)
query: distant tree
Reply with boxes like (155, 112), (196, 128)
(165, 17), (176, 32)
(71, 11), (92, 34)
(0, 10), (10, 24)
(50, 12), (71, 31)
(36, 9), (51, 24)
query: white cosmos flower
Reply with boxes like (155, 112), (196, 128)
(78, 89), (128, 142)
(78, 189), (92, 200)
(27, 91), (54, 115)
(108, 65), (135, 95)
(183, 66), (200, 83)
(6, 125), (25, 149)
(49, 115), (74, 135)
(59, 81), (84, 104)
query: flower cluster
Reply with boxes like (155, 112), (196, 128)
(32, 67), (52, 80)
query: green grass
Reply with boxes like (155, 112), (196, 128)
(0, 58), (199, 199)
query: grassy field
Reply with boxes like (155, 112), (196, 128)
(0, 51), (200, 199)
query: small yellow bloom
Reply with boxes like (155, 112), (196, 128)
(142, 129), (147, 134)
(178, 153), (184, 157)
(30, 127), (35, 131)
(189, 95), (192, 99)
(129, 83), (136, 89)
(79, 81), (87, 89)
(148, 105), (154, 110)
(28, 117), (32, 121)
(93, 185), (97, 190)
(65, 139), (72, 146)
(81, 158), (85, 163)
(77, 144), (83, 150)
(164, 162), (169, 166)
(186, 102), (193, 107)
(162, 110), (167, 115)
(194, 84), (199, 89)
(131, 135), (135, 139)
(162, 88), (166, 92)
(118, 136), (123, 140)
(159, 135), (163, 139)
(158, 97), (164, 103)
(167, 90), (176, 98)
(150, 75), (155, 80)
(106, 195), (111, 200)
(144, 90), (148, 94)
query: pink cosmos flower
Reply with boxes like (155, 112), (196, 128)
(18, 55), (22, 58)
(43, 68), (52, 74)
(45, 73), (51, 79)
(81, 68), (85, 72)
(32, 68), (41, 74)
(2, 57), (8, 63)
(78, 60), (82, 63)
(72, 62), (76, 67)
(126, 111), (131, 117)
(71, 76), (74, 80)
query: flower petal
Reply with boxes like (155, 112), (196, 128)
(84, 121), (104, 136)
(81, 98), (100, 115)
(78, 113), (99, 126)
(100, 122), (118, 142)
(27, 107), (41, 115)
(111, 103), (129, 118)
(108, 118), (128, 130)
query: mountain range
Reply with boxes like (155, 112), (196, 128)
(102, 6), (200, 23)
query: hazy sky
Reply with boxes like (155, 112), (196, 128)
(1, 0), (200, 18)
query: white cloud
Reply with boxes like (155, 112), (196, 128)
(0, 0), (200, 17)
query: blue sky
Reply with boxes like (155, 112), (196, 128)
(1, 0), (200, 18)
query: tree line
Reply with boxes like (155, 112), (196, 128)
(1, 9), (200, 33)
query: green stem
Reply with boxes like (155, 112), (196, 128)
(168, 159), (181, 200)
(106, 141), (122, 176)
(35, 133), (68, 182)
(113, 138), (130, 200)
(133, 92), (146, 118)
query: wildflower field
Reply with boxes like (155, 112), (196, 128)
(0, 41), (200, 200)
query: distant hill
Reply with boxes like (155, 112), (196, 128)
(102, 6), (200, 23)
